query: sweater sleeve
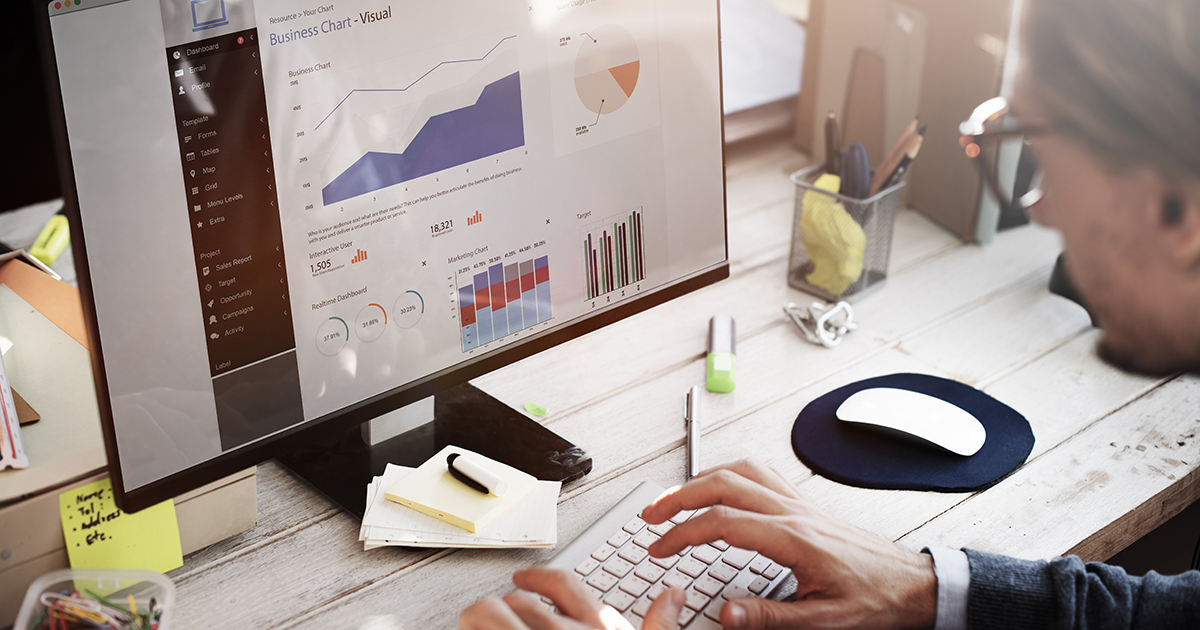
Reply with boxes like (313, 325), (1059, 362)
(963, 548), (1200, 630)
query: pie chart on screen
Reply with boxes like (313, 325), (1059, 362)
(574, 24), (640, 115)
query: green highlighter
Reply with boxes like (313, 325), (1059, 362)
(706, 315), (736, 393)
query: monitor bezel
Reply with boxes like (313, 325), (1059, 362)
(33, 0), (729, 513)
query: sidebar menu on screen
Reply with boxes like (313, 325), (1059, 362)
(166, 29), (305, 449)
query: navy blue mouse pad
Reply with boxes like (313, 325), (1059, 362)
(791, 373), (1034, 492)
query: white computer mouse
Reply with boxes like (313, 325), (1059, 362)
(835, 387), (987, 456)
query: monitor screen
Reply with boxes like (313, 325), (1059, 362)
(40, 0), (726, 511)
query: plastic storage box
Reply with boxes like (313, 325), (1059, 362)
(13, 568), (175, 630)
(787, 163), (905, 300)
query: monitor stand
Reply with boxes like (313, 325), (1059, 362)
(277, 382), (592, 519)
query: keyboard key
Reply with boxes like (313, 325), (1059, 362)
(587, 572), (619, 592)
(748, 576), (771, 594)
(607, 531), (633, 548)
(693, 576), (725, 597)
(647, 521), (675, 536)
(633, 531), (661, 549)
(679, 608), (697, 626)
(575, 557), (601, 576)
(691, 545), (722, 564)
(670, 510), (696, 524)
(677, 546), (694, 557)
(635, 563), (667, 583)
(650, 554), (679, 570)
(619, 545), (649, 564)
(622, 609), (642, 626)
(620, 576), (652, 597)
(722, 548), (756, 570)
(587, 585), (607, 601)
(704, 597), (726, 621)
(710, 539), (731, 551)
(648, 583), (668, 600)
(592, 544), (617, 562)
(763, 563), (784, 579)
(749, 556), (771, 574)
(678, 557), (707, 578)
(722, 585), (752, 601)
(604, 590), (637, 612)
(684, 589), (711, 611)
(633, 597), (654, 617)
(707, 563), (738, 583)
(604, 558), (635, 578)
(663, 570), (694, 590)
(623, 517), (646, 534)
(541, 595), (555, 605)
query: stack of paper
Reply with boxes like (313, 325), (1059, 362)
(360, 463), (560, 550)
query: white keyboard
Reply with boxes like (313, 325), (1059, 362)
(544, 482), (793, 629)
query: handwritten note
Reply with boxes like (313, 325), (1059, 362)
(59, 478), (183, 572)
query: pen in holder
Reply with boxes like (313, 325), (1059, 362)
(787, 162), (905, 301)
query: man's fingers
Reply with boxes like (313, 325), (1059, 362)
(648, 507), (801, 567)
(503, 591), (605, 630)
(641, 588), (685, 630)
(503, 592), (568, 630)
(701, 459), (805, 501)
(459, 596), (532, 630)
(721, 597), (835, 630)
(642, 470), (798, 525)
(512, 567), (603, 625)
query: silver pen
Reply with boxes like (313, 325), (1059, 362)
(685, 385), (701, 479)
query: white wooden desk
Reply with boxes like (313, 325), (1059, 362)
(7, 135), (1199, 629)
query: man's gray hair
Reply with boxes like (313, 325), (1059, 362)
(1025, 0), (1200, 194)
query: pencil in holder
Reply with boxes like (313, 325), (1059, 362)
(787, 163), (904, 300)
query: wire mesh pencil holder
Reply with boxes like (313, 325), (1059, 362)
(787, 163), (905, 301)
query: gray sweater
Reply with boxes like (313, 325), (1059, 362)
(965, 549), (1200, 629)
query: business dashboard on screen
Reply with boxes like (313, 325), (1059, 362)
(47, 0), (725, 495)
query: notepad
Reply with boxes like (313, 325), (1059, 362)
(361, 464), (558, 550)
(383, 445), (538, 533)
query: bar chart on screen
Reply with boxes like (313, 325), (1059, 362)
(457, 254), (552, 352)
(581, 207), (646, 301)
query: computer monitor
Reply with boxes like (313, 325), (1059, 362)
(35, 0), (727, 514)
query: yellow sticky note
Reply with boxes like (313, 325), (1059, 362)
(59, 478), (183, 573)
(384, 445), (538, 533)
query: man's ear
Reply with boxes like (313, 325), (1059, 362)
(1161, 191), (1200, 269)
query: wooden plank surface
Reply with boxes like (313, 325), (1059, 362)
(131, 135), (1196, 627)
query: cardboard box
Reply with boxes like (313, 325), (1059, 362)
(0, 257), (257, 623)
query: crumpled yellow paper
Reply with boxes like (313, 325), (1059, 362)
(801, 174), (865, 295)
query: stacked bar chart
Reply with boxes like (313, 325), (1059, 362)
(582, 207), (645, 300)
(458, 255), (552, 351)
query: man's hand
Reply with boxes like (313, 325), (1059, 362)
(459, 566), (686, 630)
(640, 459), (937, 630)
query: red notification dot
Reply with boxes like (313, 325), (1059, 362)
(237, 36), (245, 44)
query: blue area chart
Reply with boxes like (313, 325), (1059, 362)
(321, 72), (525, 206)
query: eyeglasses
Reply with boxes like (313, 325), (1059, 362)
(959, 97), (1049, 215)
